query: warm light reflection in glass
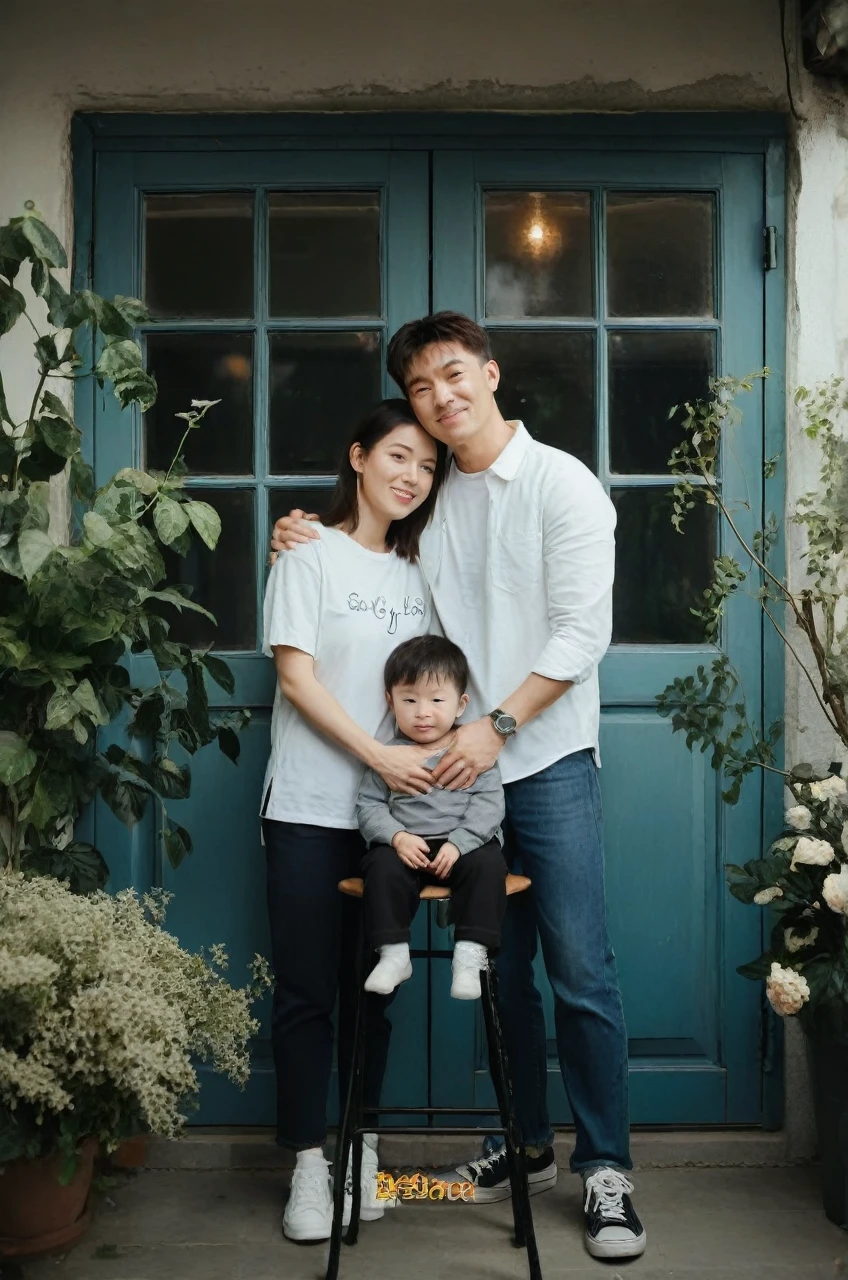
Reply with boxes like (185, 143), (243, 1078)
(524, 196), (562, 258)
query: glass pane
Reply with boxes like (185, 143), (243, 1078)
(269, 331), (382, 474)
(488, 330), (595, 470)
(485, 192), (593, 318)
(609, 330), (715, 475)
(161, 489), (255, 651)
(144, 194), (253, 319)
(611, 489), (714, 643)
(269, 487), (335, 530)
(607, 193), (715, 318)
(269, 192), (381, 318)
(145, 333), (254, 476)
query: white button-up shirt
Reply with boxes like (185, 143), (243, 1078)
(418, 423), (616, 784)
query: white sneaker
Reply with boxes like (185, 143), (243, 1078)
(451, 941), (488, 1000)
(283, 1154), (333, 1242)
(342, 1133), (393, 1225)
(364, 943), (412, 995)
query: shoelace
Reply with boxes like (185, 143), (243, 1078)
(465, 1148), (506, 1178)
(290, 1165), (330, 1211)
(584, 1168), (634, 1223)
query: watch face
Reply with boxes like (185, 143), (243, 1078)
(494, 712), (517, 735)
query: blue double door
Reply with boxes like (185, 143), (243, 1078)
(89, 134), (769, 1126)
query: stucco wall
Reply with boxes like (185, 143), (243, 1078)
(2, 0), (847, 1156)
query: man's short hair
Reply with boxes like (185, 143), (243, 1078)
(386, 311), (492, 391)
(384, 635), (469, 696)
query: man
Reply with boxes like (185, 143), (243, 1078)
(271, 312), (645, 1261)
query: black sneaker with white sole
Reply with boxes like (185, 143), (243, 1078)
(454, 1144), (557, 1203)
(583, 1167), (646, 1259)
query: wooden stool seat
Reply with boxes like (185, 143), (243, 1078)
(338, 872), (531, 901)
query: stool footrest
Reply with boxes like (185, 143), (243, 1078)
(356, 1106), (503, 1115)
(347, 1125), (511, 1137)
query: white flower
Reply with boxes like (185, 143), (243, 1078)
(754, 886), (784, 905)
(786, 805), (812, 831)
(0, 874), (270, 1152)
(809, 775), (847, 802)
(841, 820), (848, 855)
(784, 925), (819, 953)
(822, 864), (848, 915)
(790, 836), (836, 870)
(765, 962), (810, 1017)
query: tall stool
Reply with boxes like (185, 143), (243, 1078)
(326, 873), (542, 1280)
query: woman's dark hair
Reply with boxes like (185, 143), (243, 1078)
(384, 635), (469, 696)
(322, 399), (446, 561)
(387, 311), (493, 391)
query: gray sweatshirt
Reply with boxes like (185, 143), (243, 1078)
(356, 734), (505, 856)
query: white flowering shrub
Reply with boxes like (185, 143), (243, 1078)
(727, 773), (848, 1031)
(658, 376), (848, 1036)
(0, 873), (271, 1168)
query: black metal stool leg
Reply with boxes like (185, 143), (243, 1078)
(327, 923), (369, 1280)
(481, 962), (543, 1280)
(344, 926), (369, 1247)
(345, 1024), (367, 1246)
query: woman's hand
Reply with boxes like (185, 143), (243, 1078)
(430, 841), (460, 879)
(269, 509), (321, 564)
(392, 831), (431, 870)
(373, 744), (436, 797)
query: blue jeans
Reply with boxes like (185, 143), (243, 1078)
(499, 748), (632, 1174)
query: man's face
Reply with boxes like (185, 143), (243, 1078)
(404, 342), (500, 451)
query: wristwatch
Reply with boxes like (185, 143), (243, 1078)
(488, 708), (518, 738)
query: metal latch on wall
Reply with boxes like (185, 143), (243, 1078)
(764, 226), (778, 271)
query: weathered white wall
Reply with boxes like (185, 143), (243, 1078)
(2, 0), (847, 1155)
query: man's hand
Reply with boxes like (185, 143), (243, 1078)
(373, 744), (435, 797)
(269, 508), (321, 564)
(392, 831), (431, 870)
(431, 718), (505, 791)
(429, 841), (460, 879)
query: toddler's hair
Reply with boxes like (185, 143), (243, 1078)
(384, 635), (469, 696)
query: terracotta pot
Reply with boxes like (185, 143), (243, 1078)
(0, 1136), (97, 1257)
(110, 1135), (147, 1170)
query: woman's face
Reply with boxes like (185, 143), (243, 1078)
(351, 423), (439, 524)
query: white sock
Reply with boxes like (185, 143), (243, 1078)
(453, 940), (487, 967)
(378, 942), (409, 967)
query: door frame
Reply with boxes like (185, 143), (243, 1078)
(71, 110), (788, 1126)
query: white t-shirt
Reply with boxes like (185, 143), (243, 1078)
(261, 526), (431, 828)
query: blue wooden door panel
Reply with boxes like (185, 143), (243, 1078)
(91, 148), (431, 1123)
(87, 132), (775, 1129)
(431, 149), (766, 1124)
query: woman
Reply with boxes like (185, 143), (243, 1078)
(261, 399), (446, 1243)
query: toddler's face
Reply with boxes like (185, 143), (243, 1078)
(388, 675), (468, 744)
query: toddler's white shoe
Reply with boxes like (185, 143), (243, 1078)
(451, 940), (488, 1000)
(364, 943), (412, 995)
(283, 1151), (333, 1242)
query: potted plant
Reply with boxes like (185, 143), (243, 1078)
(0, 205), (249, 891)
(0, 872), (270, 1255)
(658, 373), (848, 1225)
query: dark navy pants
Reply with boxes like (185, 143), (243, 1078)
(262, 820), (394, 1151)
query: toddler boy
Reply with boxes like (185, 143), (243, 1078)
(357, 635), (507, 1000)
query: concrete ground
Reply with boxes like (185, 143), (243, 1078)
(10, 1163), (848, 1280)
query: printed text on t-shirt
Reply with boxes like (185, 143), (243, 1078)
(347, 593), (427, 634)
